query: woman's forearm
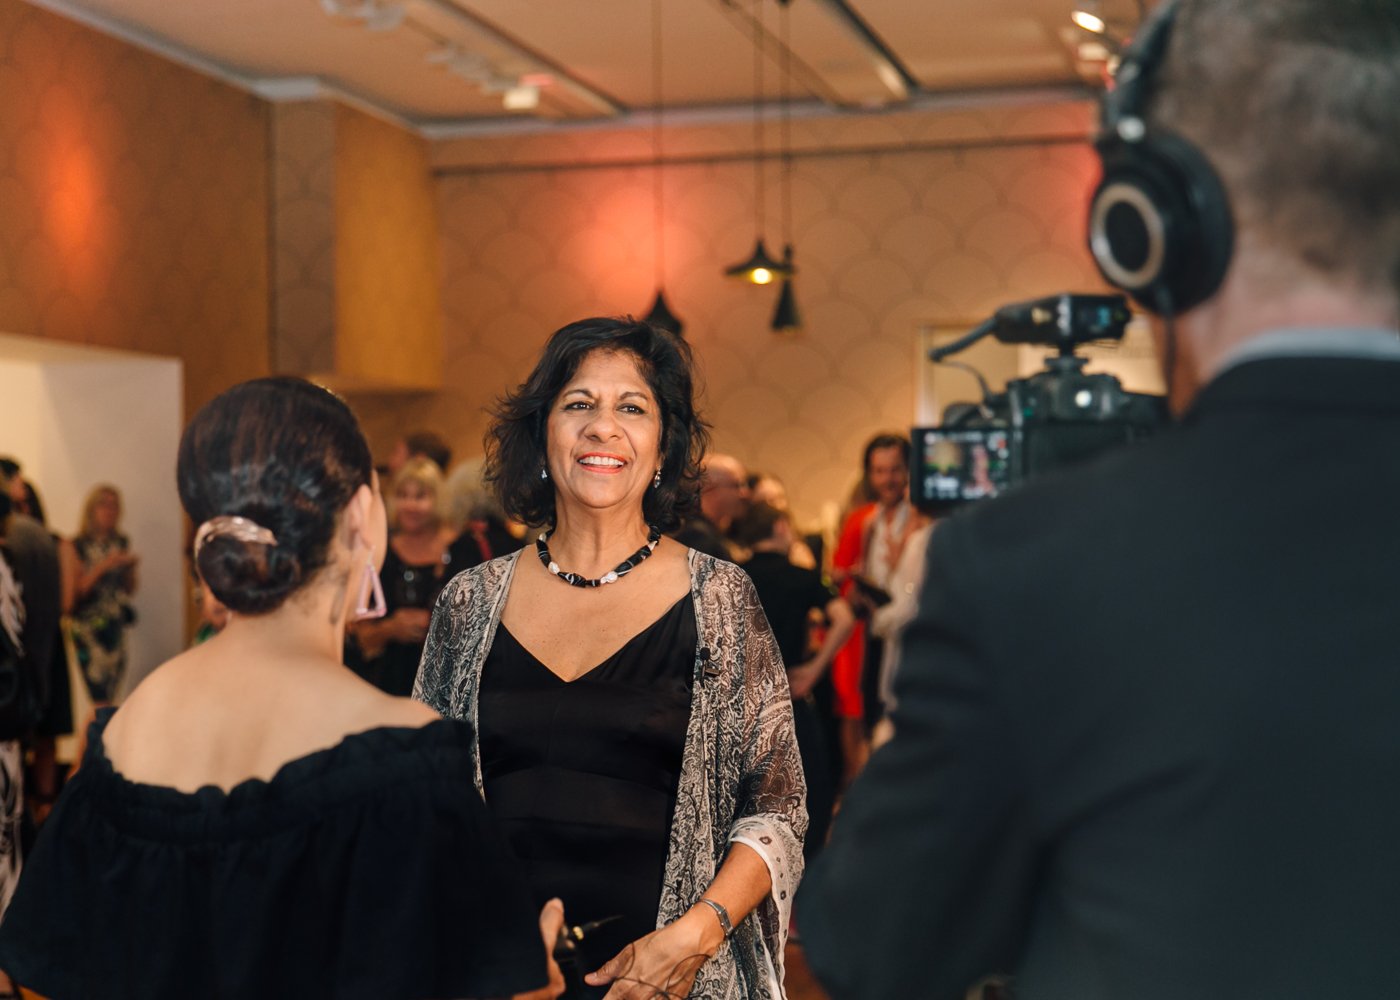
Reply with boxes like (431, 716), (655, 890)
(806, 598), (856, 671)
(683, 841), (773, 955)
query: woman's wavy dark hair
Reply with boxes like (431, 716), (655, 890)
(178, 377), (373, 615)
(487, 317), (710, 531)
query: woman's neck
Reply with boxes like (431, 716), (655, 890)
(547, 504), (651, 577)
(214, 577), (351, 667)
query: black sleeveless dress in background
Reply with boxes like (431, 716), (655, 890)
(0, 710), (547, 1000)
(353, 535), (485, 697)
(479, 596), (697, 998)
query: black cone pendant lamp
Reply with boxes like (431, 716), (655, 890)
(770, 0), (802, 332)
(723, 0), (792, 286)
(772, 247), (802, 333)
(645, 288), (684, 334)
(643, 0), (683, 335)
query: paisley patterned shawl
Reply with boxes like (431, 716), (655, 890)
(414, 548), (807, 999)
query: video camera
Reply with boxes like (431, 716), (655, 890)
(913, 292), (1168, 513)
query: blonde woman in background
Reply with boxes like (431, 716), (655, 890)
(351, 457), (484, 696)
(61, 485), (139, 706)
(443, 455), (525, 563)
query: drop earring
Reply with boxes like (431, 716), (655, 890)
(541, 466), (549, 481)
(653, 468), (662, 488)
(354, 558), (386, 621)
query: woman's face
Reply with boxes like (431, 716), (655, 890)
(393, 480), (436, 534)
(92, 491), (121, 534)
(545, 349), (662, 522)
(752, 475), (788, 510)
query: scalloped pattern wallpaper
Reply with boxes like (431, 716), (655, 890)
(0, 1), (271, 415)
(1, 0), (1112, 531)
(351, 102), (1109, 528)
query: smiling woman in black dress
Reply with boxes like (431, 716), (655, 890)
(415, 318), (807, 1000)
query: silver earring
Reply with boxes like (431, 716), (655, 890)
(653, 468), (662, 489)
(541, 466), (549, 481)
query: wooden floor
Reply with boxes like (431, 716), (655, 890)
(786, 943), (834, 1000)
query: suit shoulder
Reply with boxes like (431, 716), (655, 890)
(947, 421), (1198, 550)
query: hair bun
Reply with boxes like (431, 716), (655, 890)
(178, 377), (372, 618)
(195, 528), (304, 615)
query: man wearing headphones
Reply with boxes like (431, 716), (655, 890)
(798, 2), (1400, 998)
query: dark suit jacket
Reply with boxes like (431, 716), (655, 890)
(799, 355), (1400, 999)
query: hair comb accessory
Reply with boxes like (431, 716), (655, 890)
(193, 515), (278, 559)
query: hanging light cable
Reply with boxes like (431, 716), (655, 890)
(643, 0), (684, 334)
(723, 0), (791, 285)
(771, 0), (802, 332)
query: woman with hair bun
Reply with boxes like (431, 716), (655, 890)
(0, 377), (563, 1000)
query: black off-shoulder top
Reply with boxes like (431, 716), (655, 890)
(0, 709), (546, 1000)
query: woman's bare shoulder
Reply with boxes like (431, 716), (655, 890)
(103, 653), (445, 792)
(360, 692), (440, 729)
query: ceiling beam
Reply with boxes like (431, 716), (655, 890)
(810, 0), (921, 100)
(421, 0), (626, 116)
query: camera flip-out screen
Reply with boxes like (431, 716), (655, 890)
(915, 427), (1012, 511)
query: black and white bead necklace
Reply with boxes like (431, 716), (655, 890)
(536, 525), (662, 588)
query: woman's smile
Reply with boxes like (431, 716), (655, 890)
(578, 452), (627, 472)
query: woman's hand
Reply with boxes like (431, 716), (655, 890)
(786, 658), (824, 699)
(585, 906), (723, 999)
(101, 550), (137, 574)
(387, 607), (431, 643)
(512, 898), (567, 1000)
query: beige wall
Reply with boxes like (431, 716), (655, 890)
(269, 100), (443, 391)
(332, 104), (442, 391)
(353, 100), (1111, 528)
(1, 2), (1117, 531)
(0, 1), (272, 418)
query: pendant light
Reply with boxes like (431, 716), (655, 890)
(643, 0), (684, 334)
(770, 0), (802, 332)
(723, 0), (792, 285)
(771, 250), (802, 332)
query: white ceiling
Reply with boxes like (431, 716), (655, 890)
(29, 0), (1147, 133)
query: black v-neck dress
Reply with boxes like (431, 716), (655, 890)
(479, 595), (697, 990)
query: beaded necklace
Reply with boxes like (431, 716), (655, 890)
(535, 525), (662, 588)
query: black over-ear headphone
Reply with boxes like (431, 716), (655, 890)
(1087, 0), (1234, 315)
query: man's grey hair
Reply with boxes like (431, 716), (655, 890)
(1151, 0), (1400, 296)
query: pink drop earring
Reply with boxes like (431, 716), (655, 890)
(354, 558), (386, 621)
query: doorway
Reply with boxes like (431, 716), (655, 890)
(0, 332), (183, 755)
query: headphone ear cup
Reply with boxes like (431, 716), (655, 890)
(1088, 132), (1233, 314)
